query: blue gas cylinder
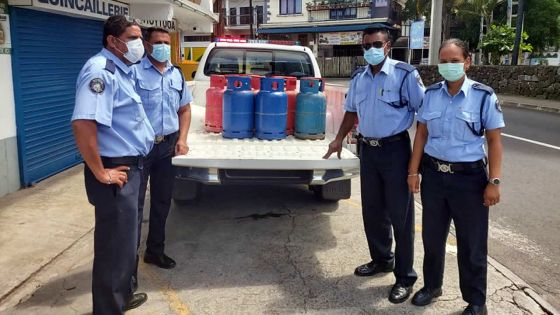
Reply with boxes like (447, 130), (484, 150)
(295, 78), (326, 140)
(223, 76), (254, 139)
(255, 77), (288, 140)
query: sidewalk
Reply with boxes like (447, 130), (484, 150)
(498, 94), (560, 114)
(0, 165), (557, 314)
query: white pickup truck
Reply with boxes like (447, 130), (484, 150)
(171, 41), (359, 202)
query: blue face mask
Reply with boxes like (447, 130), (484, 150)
(151, 44), (171, 63)
(363, 47), (386, 66)
(438, 63), (465, 82)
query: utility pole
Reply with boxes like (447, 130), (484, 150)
(511, 0), (524, 65)
(428, 0), (443, 65)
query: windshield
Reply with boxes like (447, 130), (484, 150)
(204, 47), (315, 78)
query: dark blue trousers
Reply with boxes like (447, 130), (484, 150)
(85, 161), (141, 315)
(137, 133), (177, 256)
(420, 157), (489, 306)
(359, 134), (417, 286)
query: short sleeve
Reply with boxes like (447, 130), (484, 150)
(179, 81), (193, 108)
(344, 77), (358, 113)
(416, 92), (428, 124)
(72, 67), (114, 127)
(483, 93), (505, 130)
(404, 70), (425, 112)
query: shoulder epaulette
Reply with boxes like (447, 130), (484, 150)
(426, 82), (443, 92)
(472, 83), (494, 95)
(395, 62), (415, 73)
(104, 59), (116, 74)
(350, 66), (366, 79)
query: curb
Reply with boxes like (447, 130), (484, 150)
(414, 201), (560, 315)
(499, 100), (560, 114)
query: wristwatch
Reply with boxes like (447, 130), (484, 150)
(489, 178), (501, 185)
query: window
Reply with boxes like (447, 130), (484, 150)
(280, 0), (302, 15)
(240, 7), (251, 25)
(329, 8), (356, 20)
(256, 6), (264, 25)
(229, 8), (237, 25)
(204, 48), (314, 78)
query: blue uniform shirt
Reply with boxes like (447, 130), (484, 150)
(344, 57), (425, 138)
(72, 49), (155, 157)
(418, 77), (505, 162)
(133, 57), (193, 136)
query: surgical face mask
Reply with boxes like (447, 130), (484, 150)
(150, 43), (171, 63)
(438, 63), (465, 82)
(116, 38), (145, 64)
(363, 47), (386, 66)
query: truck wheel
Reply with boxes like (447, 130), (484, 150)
(172, 177), (201, 205)
(310, 179), (351, 202)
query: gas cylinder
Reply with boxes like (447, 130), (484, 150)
(222, 76), (254, 139)
(255, 77), (288, 140)
(205, 75), (227, 133)
(284, 76), (297, 135)
(295, 77), (326, 140)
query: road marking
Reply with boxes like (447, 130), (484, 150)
(140, 263), (191, 315)
(502, 133), (560, 151)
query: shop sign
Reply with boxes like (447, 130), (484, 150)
(140, 19), (177, 31)
(33, 0), (129, 20)
(318, 32), (362, 46)
(0, 0), (11, 54)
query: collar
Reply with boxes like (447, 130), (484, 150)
(141, 56), (173, 73)
(364, 56), (393, 79)
(101, 48), (131, 74)
(442, 76), (471, 97)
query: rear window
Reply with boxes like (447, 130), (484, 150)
(203, 47), (315, 78)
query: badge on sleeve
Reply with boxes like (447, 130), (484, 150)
(89, 78), (105, 94)
(495, 99), (502, 112)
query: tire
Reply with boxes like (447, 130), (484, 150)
(172, 177), (201, 205)
(310, 179), (351, 202)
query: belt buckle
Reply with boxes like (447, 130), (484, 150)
(367, 139), (381, 147)
(154, 135), (164, 144)
(437, 161), (454, 174)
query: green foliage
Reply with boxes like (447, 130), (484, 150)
(524, 0), (560, 52)
(480, 24), (533, 63)
(402, 0), (431, 21)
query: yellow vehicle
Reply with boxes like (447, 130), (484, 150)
(170, 32), (208, 81)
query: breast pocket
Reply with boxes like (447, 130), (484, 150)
(455, 110), (481, 141)
(377, 92), (402, 109)
(137, 80), (162, 108)
(422, 111), (443, 138)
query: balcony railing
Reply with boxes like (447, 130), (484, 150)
(308, 6), (370, 22)
(306, 0), (371, 11)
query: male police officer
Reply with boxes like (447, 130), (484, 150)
(324, 24), (425, 303)
(72, 15), (152, 314)
(133, 27), (192, 275)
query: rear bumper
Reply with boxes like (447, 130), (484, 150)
(175, 166), (359, 185)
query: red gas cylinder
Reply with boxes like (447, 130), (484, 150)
(250, 75), (263, 95)
(205, 75), (227, 133)
(284, 76), (297, 135)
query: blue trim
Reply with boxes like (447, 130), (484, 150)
(258, 22), (378, 34)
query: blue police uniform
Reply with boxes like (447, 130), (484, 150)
(132, 57), (192, 265)
(72, 48), (154, 315)
(346, 57), (425, 286)
(417, 77), (505, 306)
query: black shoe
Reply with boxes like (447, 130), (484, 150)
(411, 287), (443, 306)
(144, 252), (176, 269)
(388, 283), (413, 304)
(462, 304), (487, 315)
(124, 292), (147, 311)
(354, 261), (394, 277)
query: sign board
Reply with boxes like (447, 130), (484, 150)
(0, 0), (11, 54)
(318, 32), (362, 46)
(33, 0), (129, 20)
(410, 20), (424, 49)
(140, 19), (177, 31)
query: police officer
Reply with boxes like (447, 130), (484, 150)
(71, 15), (152, 314)
(408, 39), (504, 315)
(324, 23), (425, 303)
(133, 27), (192, 276)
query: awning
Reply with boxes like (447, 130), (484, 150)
(258, 23), (380, 35)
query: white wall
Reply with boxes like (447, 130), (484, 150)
(0, 55), (16, 141)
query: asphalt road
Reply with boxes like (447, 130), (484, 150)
(327, 77), (560, 309)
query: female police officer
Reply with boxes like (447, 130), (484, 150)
(407, 39), (504, 315)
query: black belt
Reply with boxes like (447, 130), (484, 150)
(101, 156), (144, 168)
(360, 131), (408, 147)
(154, 132), (177, 145)
(423, 154), (485, 174)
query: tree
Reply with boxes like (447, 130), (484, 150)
(402, 0), (431, 21)
(524, 0), (560, 52)
(480, 24), (533, 64)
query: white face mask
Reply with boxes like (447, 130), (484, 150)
(116, 38), (145, 64)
